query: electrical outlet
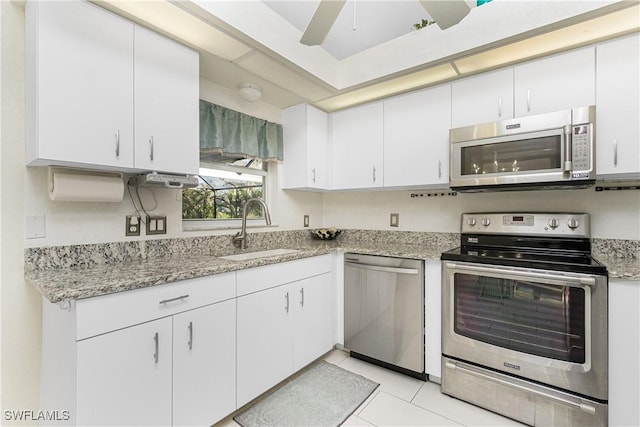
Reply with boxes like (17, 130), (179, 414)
(146, 215), (167, 235)
(390, 213), (400, 227)
(126, 215), (141, 236)
(303, 215), (310, 227)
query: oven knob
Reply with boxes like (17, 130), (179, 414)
(548, 218), (559, 229)
(467, 218), (477, 227)
(481, 218), (491, 227)
(567, 218), (580, 230)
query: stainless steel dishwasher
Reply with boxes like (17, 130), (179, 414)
(344, 253), (426, 379)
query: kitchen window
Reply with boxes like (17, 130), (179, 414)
(182, 158), (268, 230)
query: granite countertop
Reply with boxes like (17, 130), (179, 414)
(26, 231), (639, 304)
(27, 239), (452, 303)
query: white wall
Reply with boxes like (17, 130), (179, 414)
(322, 187), (640, 240)
(1, 2), (42, 423)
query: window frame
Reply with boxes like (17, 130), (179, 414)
(181, 161), (270, 231)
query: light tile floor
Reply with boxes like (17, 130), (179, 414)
(216, 349), (526, 427)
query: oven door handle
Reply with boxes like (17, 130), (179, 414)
(444, 262), (596, 287)
(445, 360), (597, 415)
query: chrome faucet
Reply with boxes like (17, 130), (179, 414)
(232, 198), (272, 249)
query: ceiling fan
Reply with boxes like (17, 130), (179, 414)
(300, 0), (471, 46)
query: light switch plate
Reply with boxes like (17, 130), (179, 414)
(146, 215), (167, 235)
(25, 215), (46, 239)
(303, 215), (310, 228)
(390, 213), (400, 227)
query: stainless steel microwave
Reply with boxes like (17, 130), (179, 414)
(449, 106), (595, 192)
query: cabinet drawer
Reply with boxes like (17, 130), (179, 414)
(76, 273), (235, 340)
(237, 255), (332, 297)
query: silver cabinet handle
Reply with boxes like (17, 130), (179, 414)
(312, 168), (316, 183)
(149, 136), (154, 161)
(373, 166), (377, 183)
(285, 292), (289, 313)
(115, 130), (120, 158)
(438, 160), (442, 179)
(444, 262), (596, 287)
(300, 288), (304, 307)
(498, 96), (502, 118)
(159, 294), (189, 305)
(613, 140), (618, 166)
(526, 89), (531, 112)
(188, 321), (193, 350)
(153, 332), (159, 364)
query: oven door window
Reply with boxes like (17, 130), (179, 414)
(460, 134), (562, 176)
(453, 273), (586, 363)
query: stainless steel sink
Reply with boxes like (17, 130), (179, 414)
(219, 248), (301, 261)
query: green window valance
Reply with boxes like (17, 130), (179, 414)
(200, 100), (283, 162)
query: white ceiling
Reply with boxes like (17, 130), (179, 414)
(262, 0), (433, 60)
(98, 0), (639, 112)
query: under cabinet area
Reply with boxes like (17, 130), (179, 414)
(26, 0), (198, 175)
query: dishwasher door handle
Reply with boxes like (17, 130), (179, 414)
(345, 262), (419, 275)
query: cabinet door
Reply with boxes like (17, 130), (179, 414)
(282, 104), (329, 189)
(134, 26), (199, 175)
(424, 260), (441, 379)
(596, 34), (640, 178)
(514, 47), (595, 117)
(27, 1), (134, 169)
(384, 85), (451, 188)
(608, 280), (640, 427)
(451, 68), (514, 127)
(173, 300), (236, 426)
(76, 318), (172, 426)
(237, 285), (294, 407)
(331, 102), (384, 189)
(293, 273), (333, 371)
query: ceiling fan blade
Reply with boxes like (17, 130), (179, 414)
(300, 0), (347, 46)
(419, 0), (471, 30)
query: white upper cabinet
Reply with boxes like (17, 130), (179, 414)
(282, 104), (330, 190)
(331, 102), (384, 190)
(133, 26), (199, 175)
(26, 1), (199, 175)
(384, 85), (451, 188)
(451, 68), (514, 128)
(514, 47), (595, 117)
(595, 34), (640, 179)
(26, 1), (135, 170)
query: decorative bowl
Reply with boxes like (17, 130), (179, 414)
(311, 228), (342, 240)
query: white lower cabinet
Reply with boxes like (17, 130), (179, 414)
(608, 279), (640, 427)
(76, 317), (173, 426)
(172, 300), (236, 427)
(237, 272), (333, 407)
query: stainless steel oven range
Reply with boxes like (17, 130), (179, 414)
(441, 213), (608, 427)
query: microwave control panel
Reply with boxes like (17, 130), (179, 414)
(571, 124), (592, 172)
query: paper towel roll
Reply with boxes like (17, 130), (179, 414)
(49, 171), (124, 202)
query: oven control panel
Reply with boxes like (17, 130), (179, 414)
(461, 212), (590, 237)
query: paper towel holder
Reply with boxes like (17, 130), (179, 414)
(48, 167), (125, 202)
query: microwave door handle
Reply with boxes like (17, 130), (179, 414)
(563, 125), (572, 172)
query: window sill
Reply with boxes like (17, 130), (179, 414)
(182, 219), (279, 232)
